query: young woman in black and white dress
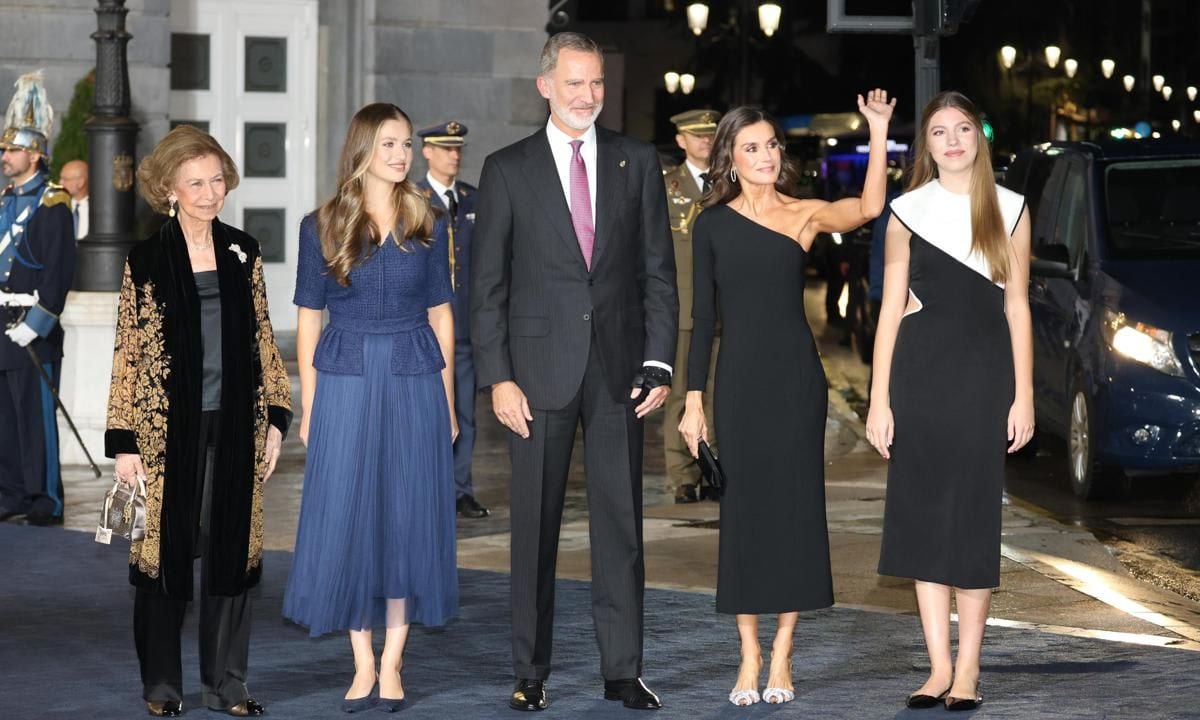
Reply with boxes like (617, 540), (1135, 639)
(868, 91), (1034, 712)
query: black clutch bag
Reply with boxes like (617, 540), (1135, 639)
(697, 440), (725, 496)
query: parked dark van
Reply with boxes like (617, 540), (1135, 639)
(1003, 140), (1200, 498)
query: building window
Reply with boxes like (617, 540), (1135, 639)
(243, 123), (287, 178)
(245, 37), (288, 93)
(244, 208), (287, 262)
(170, 33), (210, 91)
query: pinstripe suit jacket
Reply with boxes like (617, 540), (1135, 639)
(470, 125), (678, 410)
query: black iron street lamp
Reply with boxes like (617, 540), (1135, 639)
(77, 0), (139, 292)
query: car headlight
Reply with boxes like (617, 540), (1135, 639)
(1101, 309), (1184, 377)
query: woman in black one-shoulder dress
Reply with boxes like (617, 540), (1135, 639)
(679, 91), (895, 707)
(868, 91), (1034, 712)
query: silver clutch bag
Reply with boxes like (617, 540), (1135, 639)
(95, 475), (147, 544)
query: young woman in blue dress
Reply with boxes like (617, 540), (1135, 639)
(284, 103), (459, 713)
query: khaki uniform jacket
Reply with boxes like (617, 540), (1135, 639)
(664, 163), (704, 331)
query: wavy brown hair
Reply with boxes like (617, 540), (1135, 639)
(701, 106), (799, 208)
(136, 125), (240, 214)
(316, 103), (434, 287)
(907, 91), (1009, 282)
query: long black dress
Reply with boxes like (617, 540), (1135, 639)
(688, 204), (834, 615)
(877, 179), (1025, 589)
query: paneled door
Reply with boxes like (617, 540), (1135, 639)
(169, 0), (317, 331)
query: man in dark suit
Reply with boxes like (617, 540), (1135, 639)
(416, 120), (489, 519)
(471, 31), (677, 712)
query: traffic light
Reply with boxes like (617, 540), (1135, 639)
(912, 0), (982, 37)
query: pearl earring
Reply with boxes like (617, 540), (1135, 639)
(168, 201), (177, 218)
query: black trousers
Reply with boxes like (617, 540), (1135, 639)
(509, 340), (645, 681)
(0, 361), (63, 518)
(133, 411), (252, 708)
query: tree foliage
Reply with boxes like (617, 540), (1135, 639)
(51, 70), (94, 180)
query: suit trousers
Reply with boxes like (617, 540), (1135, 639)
(663, 331), (718, 490)
(133, 411), (252, 709)
(452, 338), (476, 498)
(0, 361), (63, 518)
(509, 337), (645, 681)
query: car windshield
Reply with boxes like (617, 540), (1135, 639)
(1104, 159), (1200, 259)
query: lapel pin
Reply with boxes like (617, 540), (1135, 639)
(619, 159), (627, 168)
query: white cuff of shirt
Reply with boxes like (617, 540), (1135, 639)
(642, 360), (673, 375)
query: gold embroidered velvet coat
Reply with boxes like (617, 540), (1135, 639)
(105, 218), (292, 598)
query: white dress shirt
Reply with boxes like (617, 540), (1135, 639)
(425, 173), (456, 211)
(544, 119), (597, 224)
(684, 160), (708, 194)
(71, 196), (88, 240)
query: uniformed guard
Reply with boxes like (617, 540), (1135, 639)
(663, 109), (721, 503)
(416, 120), (488, 519)
(0, 71), (77, 525)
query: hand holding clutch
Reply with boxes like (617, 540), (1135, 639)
(697, 440), (725, 496)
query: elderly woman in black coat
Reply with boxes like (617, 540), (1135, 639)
(105, 125), (292, 718)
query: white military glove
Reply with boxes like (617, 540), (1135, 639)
(4, 322), (38, 347)
(0, 289), (39, 307)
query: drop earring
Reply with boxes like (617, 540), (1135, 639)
(168, 201), (177, 218)
(730, 167), (738, 183)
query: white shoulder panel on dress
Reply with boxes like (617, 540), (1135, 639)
(996, 184), (1026, 236)
(890, 180), (995, 283)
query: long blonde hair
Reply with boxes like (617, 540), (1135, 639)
(316, 103), (434, 287)
(907, 91), (1009, 283)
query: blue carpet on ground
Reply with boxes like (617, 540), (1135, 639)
(2, 523), (1199, 719)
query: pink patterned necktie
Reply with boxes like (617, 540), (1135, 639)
(568, 139), (595, 270)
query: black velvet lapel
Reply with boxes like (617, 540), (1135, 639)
(207, 220), (259, 595)
(157, 216), (204, 598)
(142, 217), (261, 598)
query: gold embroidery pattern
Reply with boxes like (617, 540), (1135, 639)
(106, 265), (140, 437)
(107, 256), (290, 582)
(106, 267), (172, 578)
(247, 256), (292, 572)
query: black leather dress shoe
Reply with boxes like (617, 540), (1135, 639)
(456, 494), (489, 518)
(146, 700), (183, 717)
(510, 679), (547, 711)
(16, 510), (63, 526)
(603, 678), (661, 710)
(674, 483), (698, 504)
(226, 698), (266, 716)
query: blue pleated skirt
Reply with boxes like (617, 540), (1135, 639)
(283, 333), (458, 636)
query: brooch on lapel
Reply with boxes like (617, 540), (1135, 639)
(619, 159), (627, 168)
(229, 243), (247, 264)
(465, 212), (476, 223)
